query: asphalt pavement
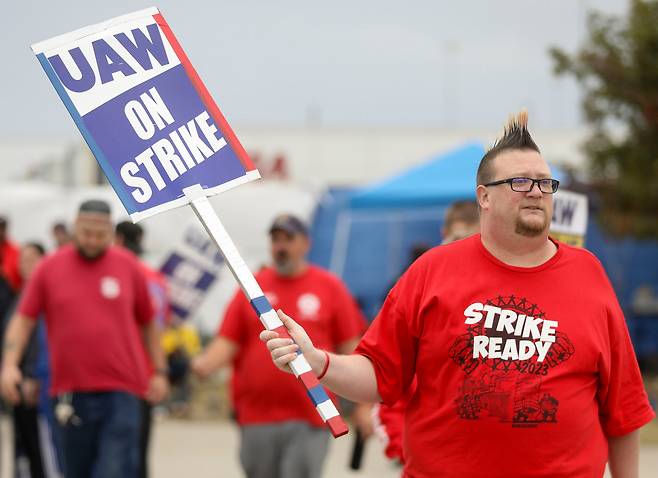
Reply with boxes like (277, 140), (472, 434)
(2, 416), (658, 477)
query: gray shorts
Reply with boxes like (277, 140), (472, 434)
(239, 421), (330, 478)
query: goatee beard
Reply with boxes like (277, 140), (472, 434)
(274, 260), (295, 276)
(76, 246), (106, 261)
(515, 218), (548, 237)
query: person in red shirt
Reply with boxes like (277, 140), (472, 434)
(373, 200), (480, 464)
(1, 200), (168, 478)
(261, 112), (656, 478)
(192, 213), (367, 478)
(1, 242), (51, 477)
(0, 216), (22, 292)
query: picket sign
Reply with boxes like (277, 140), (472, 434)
(550, 190), (589, 248)
(32, 7), (347, 438)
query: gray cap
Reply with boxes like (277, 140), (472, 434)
(269, 214), (308, 236)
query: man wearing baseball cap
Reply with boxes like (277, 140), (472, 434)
(193, 213), (368, 478)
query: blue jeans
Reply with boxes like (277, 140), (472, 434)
(54, 391), (140, 478)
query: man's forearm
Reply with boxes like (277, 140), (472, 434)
(2, 315), (36, 368)
(143, 322), (167, 372)
(336, 337), (360, 355)
(308, 350), (381, 403)
(608, 430), (639, 478)
(201, 337), (238, 371)
(261, 311), (380, 403)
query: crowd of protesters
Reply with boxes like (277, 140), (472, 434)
(1, 113), (656, 478)
(0, 205), (374, 478)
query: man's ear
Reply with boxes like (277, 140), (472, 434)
(476, 185), (489, 210)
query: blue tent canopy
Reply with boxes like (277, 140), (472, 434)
(310, 142), (569, 320)
(350, 141), (566, 209)
(311, 142), (491, 320)
(350, 142), (485, 208)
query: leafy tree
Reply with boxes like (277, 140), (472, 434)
(549, 0), (658, 238)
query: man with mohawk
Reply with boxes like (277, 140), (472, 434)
(261, 111), (655, 477)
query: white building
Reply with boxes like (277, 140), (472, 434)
(0, 125), (588, 188)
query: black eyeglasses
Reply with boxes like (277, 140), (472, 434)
(482, 177), (560, 194)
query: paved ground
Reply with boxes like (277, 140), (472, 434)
(149, 418), (400, 478)
(150, 419), (658, 477)
(3, 417), (658, 477)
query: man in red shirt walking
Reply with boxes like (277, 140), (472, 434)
(262, 112), (655, 478)
(1, 200), (168, 478)
(193, 214), (367, 478)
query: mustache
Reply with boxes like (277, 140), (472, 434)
(521, 203), (545, 210)
(274, 251), (290, 264)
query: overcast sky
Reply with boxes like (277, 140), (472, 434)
(1, 0), (629, 138)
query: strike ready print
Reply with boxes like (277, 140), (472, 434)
(449, 294), (575, 427)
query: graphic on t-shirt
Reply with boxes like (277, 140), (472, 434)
(448, 295), (574, 427)
(297, 293), (321, 319)
(100, 276), (121, 299)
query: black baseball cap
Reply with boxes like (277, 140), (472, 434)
(269, 214), (308, 237)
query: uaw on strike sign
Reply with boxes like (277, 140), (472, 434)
(31, 7), (259, 221)
(32, 8), (351, 439)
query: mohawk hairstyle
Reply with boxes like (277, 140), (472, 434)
(476, 110), (540, 185)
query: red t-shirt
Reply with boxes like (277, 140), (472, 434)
(139, 261), (170, 374)
(1, 239), (22, 291)
(19, 245), (153, 397)
(374, 378), (416, 463)
(219, 265), (366, 427)
(356, 234), (655, 478)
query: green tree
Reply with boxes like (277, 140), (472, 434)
(549, 0), (658, 238)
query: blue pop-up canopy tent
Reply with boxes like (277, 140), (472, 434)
(310, 142), (491, 318)
(349, 142), (485, 209)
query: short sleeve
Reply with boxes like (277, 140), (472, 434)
(217, 288), (248, 345)
(134, 263), (154, 325)
(330, 279), (368, 347)
(374, 378), (416, 462)
(355, 265), (423, 406)
(17, 262), (46, 320)
(597, 275), (655, 436)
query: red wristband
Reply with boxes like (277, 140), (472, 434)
(317, 351), (330, 379)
